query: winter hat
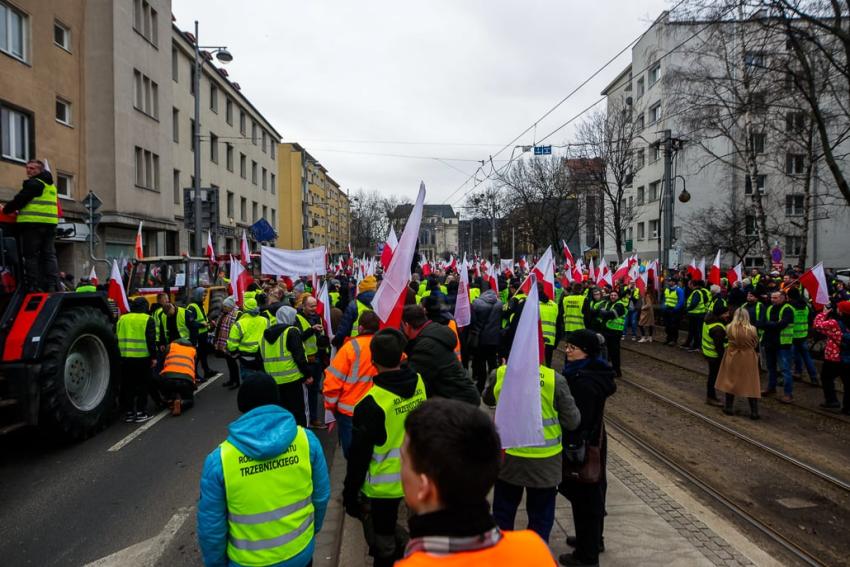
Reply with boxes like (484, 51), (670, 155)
(223, 296), (236, 309)
(359, 275), (378, 294)
(130, 297), (149, 313)
(243, 297), (258, 312)
(371, 328), (407, 368)
(837, 301), (850, 316)
(565, 329), (602, 357)
(237, 374), (280, 413)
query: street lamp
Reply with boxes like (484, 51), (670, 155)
(192, 20), (232, 257)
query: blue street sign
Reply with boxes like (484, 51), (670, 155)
(533, 145), (552, 155)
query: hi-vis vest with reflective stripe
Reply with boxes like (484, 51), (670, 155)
(687, 288), (709, 315)
(349, 300), (371, 338)
(539, 300), (559, 346)
(562, 294), (586, 332)
(158, 307), (190, 343)
(162, 342), (196, 380)
(494, 365), (562, 458)
(664, 287), (679, 308)
(116, 312), (151, 358)
(261, 326), (304, 385)
(18, 178), (58, 224)
(323, 335), (377, 416)
(187, 303), (208, 333)
(360, 375), (427, 498)
(447, 319), (462, 362)
(792, 303), (810, 339)
(220, 427), (314, 565)
(767, 303), (795, 345)
(469, 287), (481, 303)
(701, 321), (726, 358)
(228, 312), (269, 354)
(604, 298), (629, 332)
(296, 314), (318, 357)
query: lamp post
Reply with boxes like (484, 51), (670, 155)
(192, 20), (233, 257)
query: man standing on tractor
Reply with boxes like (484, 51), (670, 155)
(2, 159), (60, 292)
(116, 298), (157, 423)
(188, 287), (221, 382)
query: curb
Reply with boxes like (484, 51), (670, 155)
(314, 445), (347, 567)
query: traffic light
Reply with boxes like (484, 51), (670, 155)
(82, 191), (103, 226)
(183, 187), (219, 233)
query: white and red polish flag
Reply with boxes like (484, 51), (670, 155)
(647, 259), (660, 289)
(229, 255), (248, 306)
(518, 256), (528, 273)
(421, 256), (432, 277)
(597, 262), (613, 288)
(89, 265), (99, 286)
(206, 231), (217, 263)
(380, 225), (398, 271)
(799, 262), (830, 308)
(634, 265), (648, 294)
(588, 258), (596, 283)
(316, 280), (335, 341)
(708, 250), (722, 286)
(372, 182), (426, 329)
(495, 274), (546, 450)
(572, 260), (583, 284)
(519, 246), (555, 300)
(487, 260), (499, 294)
(108, 259), (130, 315)
(240, 230), (251, 266)
(347, 243), (354, 270)
(562, 240), (574, 267)
(612, 257), (631, 283)
(454, 254), (471, 327)
(134, 221), (144, 260)
(727, 262), (743, 286)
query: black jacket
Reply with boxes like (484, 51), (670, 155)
(406, 321), (480, 406)
(762, 301), (795, 348)
(470, 290), (503, 347)
(3, 170), (53, 214)
(562, 358), (616, 447)
(262, 324), (310, 378)
(343, 365), (420, 511)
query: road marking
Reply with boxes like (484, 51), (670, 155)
(84, 506), (193, 566)
(107, 374), (222, 452)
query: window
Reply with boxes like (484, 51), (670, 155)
(1, 104), (32, 162)
(239, 111), (246, 135)
(636, 77), (645, 98)
(251, 161), (258, 185)
(251, 122), (258, 145)
(745, 174), (765, 195)
(54, 21), (70, 51)
(261, 167), (267, 190)
(240, 197), (247, 221)
(627, 227), (633, 241)
(745, 215), (756, 236)
(252, 201), (258, 222)
(262, 205), (267, 220)
(635, 148), (645, 170)
(133, 69), (159, 119)
(270, 173), (276, 194)
(648, 180), (660, 202)
(225, 98), (233, 125)
(744, 52), (764, 70)
(750, 91), (766, 112)
(649, 102), (661, 124)
(55, 97), (71, 126)
(226, 143), (234, 171)
(750, 132), (765, 154)
(0, 2), (28, 61)
(270, 143), (276, 160)
(172, 108), (179, 142)
(635, 113), (645, 130)
(648, 219), (659, 239)
(262, 131), (267, 153)
(240, 153), (246, 178)
(173, 169), (180, 204)
(190, 118), (195, 152)
(786, 111), (806, 132)
(171, 46), (178, 82)
(786, 194), (804, 216)
(134, 146), (160, 191)
(786, 235), (804, 257)
(271, 208), (276, 228)
(209, 83), (218, 113)
(651, 143), (661, 162)
(636, 186), (645, 205)
(786, 153), (805, 174)
(209, 132), (218, 163)
(226, 191), (234, 218)
(132, 0), (158, 46)
(56, 172), (72, 198)
(648, 63), (661, 85)
(637, 222), (645, 240)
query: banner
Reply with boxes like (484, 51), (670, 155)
(261, 246), (328, 277)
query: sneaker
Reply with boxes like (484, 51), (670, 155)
(123, 411), (136, 423)
(195, 376), (207, 384)
(171, 398), (182, 417)
(648, 337), (653, 343)
(637, 337), (646, 343)
(779, 395), (793, 404)
(566, 536), (605, 553)
(134, 412), (153, 423)
(630, 336), (637, 341)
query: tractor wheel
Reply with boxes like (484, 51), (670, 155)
(208, 290), (226, 323)
(40, 307), (119, 440)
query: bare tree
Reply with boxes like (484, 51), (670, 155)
(350, 189), (410, 255)
(571, 101), (638, 262)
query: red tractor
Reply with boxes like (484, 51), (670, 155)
(0, 224), (119, 439)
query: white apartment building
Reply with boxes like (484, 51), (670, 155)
(601, 11), (850, 270)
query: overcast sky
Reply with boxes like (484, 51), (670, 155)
(172, 0), (670, 210)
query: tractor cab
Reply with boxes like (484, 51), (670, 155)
(127, 256), (229, 320)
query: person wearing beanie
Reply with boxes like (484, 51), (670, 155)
(227, 297), (270, 373)
(343, 328), (427, 567)
(813, 301), (850, 413)
(332, 275), (376, 348)
(115, 296), (157, 422)
(259, 305), (312, 427)
(558, 329), (617, 567)
(197, 373), (330, 567)
(214, 296), (242, 389)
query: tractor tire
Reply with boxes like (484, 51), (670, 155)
(39, 306), (119, 440)
(208, 290), (226, 323)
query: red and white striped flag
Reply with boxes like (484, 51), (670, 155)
(380, 226), (398, 271)
(799, 262), (830, 308)
(229, 255), (248, 306)
(727, 262), (742, 286)
(588, 258), (596, 282)
(89, 265), (99, 286)
(562, 240), (574, 266)
(708, 250), (722, 285)
(612, 257), (631, 283)
(108, 259), (130, 314)
(206, 231), (217, 263)
(519, 246), (555, 300)
(317, 280), (335, 341)
(240, 230), (251, 266)
(454, 255), (471, 327)
(134, 221), (144, 260)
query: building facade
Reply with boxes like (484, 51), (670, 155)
(391, 204), (459, 260)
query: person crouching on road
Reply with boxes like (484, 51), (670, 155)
(116, 297), (156, 423)
(261, 306), (311, 427)
(343, 329), (427, 567)
(395, 399), (556, 566)
(197, 374), (330, 567)
(156, 339), (198, 416)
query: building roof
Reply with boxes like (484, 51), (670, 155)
(601, 64), (632, 96)
(391, 204), (457, 219)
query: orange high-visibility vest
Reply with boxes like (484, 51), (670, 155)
(447, 319), (462, 362)
(162, 342), (196, 381)
(322, 334), (378, 416)
(397, 529), (556, 567)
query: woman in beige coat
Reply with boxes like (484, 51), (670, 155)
(638, 288), (656, 342)
(716, 308), (761, 419)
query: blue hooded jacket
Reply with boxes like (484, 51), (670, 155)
(197, 405), (330, 567)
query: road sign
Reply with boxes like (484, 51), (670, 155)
(533, 145), (552, 156)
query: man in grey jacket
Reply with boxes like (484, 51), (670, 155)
(483, 363), (581, 544)
(470, 282), (503, 392)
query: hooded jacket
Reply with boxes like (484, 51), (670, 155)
(197, 405), (330, 567)
(263, 323), (310, 379)
(332, 290), (374, 348)
(406, 322), (480, 406)
(470, 290), (503, 347)
(3, 170), (54, 214)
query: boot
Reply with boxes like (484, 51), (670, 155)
(723, 394), (734, 415)
(748, 398), (760, 420)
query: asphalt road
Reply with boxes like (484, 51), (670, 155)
(0, 357), (337, 566)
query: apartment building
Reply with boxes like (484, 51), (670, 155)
(391, 204), (459, 260)
(601, 11), (850, 269)
(277, 142), (309, 250)
(0, 0), (87, 272)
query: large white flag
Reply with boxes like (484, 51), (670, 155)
(261, 246), (328, 277)
(454, 254), (471, 327)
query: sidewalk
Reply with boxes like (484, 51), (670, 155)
(322, 433), (781, 567)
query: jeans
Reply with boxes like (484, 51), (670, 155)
(624, 310), (639, 338)
(360, 497), (404, 567)
(662, 309), (681, 343)
(492, 479), (558, 543)
(305, 360), (324, 422)
(793, 340), (818, 381)
(20, 223), (59, 291)
(337, 413), (353, 459)
(471, 345), (499, 393)
(766, 346), (793, 396)
(685, 314), (704, 348)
